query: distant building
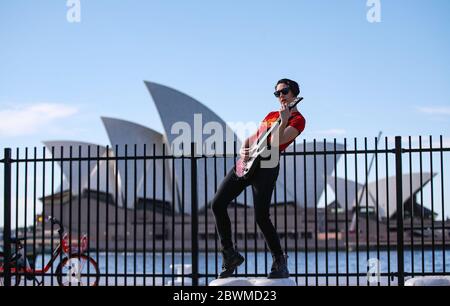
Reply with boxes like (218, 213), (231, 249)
(34, 82), (449, 252)
(42, 141), (122, 207)
(101, 117), (177, 210)
(327, 172), (438, 219)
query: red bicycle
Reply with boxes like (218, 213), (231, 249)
(0, 216), (100, 286)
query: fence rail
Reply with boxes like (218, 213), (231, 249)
(1, 136), (449, 286)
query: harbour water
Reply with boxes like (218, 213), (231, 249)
(30, 249), (450, 286)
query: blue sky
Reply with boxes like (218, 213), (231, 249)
(0, 1), (449, 224)
(1, 0), (449, 151)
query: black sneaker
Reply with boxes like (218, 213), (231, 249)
(218, 247), (244, 279)
(268, 254), (290, 279)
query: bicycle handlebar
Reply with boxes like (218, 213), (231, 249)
(47, 216), (65, 236)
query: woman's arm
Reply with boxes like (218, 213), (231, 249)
(239, 132), (258, 160)
(242, 119), (299, 153)
(277, 104), (301, 146)
(277, 123), (300, 146)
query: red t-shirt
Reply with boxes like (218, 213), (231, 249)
(251, 111), (306, 152)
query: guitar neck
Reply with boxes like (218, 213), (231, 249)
(255, 117), (282, 146)
(254, 97), (303, 147)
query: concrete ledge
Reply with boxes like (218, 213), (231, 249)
(405, 276), (450, 286)
(209, 277), (297, 286)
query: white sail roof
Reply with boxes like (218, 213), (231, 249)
(145, 81), (244, 214)
(326, 175), (365, 210)
(101, 117), (177, 210)
(351, 172), (437, 218)
(42, 140), (123, 207)
(276, 141), (346, 207)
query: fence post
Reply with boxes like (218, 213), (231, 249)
(394, 136), (405, 286)
(2, 148), (12, 287)
(190, 142), (199, 286)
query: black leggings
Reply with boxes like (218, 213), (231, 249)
(211, 162), (283, 257)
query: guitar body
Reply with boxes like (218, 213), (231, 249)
(234, 155), (260, 181)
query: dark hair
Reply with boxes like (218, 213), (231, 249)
(275, 78), (300, 97)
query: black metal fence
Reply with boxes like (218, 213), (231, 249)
(1, 136), (449, 286)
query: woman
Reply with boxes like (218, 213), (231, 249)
(211, 78), (306, 279)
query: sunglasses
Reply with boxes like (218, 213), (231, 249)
(274, 87), (290, 98)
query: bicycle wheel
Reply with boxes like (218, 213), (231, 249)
(56, 254), (99, 286)
(0, 252), (22, 286)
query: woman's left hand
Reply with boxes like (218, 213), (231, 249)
(279, 103), (291, 125)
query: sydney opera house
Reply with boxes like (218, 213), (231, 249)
(39, 81), (449, 251)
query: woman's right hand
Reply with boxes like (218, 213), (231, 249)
(239, 146), (250, 161)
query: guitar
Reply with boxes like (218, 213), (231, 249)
(234, 97), (304, 180)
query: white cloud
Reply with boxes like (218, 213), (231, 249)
(417, 106), (450, 115)
(0, 103), (78, 137)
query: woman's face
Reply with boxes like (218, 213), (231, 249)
(275, 83), (295, 106)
